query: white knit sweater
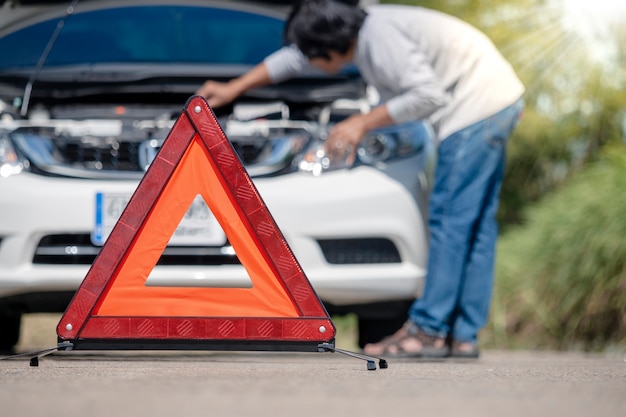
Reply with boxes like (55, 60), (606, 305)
(264, 4), (525, 141)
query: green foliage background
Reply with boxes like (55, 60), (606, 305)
(381, 0), (626, 351)
(489, 145), (626, 351)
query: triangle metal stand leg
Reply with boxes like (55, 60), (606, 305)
(318, 343), (388, 371)
(0, 341), (73, 367)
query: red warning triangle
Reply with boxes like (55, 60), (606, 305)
(57, 96), (335, 351)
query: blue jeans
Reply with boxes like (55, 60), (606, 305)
(408, 98), (524, 344)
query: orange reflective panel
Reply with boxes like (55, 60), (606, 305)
(94, 138), (299, 318)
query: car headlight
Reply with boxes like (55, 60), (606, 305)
(0, 134), (23, 178)
(358, 132), (394, 165)
(296, 141), (332, 176)
(295, 121), (433, 175)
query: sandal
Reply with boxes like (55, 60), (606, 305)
(363, 321), (449, 358)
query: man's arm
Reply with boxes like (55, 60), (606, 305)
(195, 63), (272, 108)
(195, 45), (307, 108)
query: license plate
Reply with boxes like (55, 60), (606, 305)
(92, 192), (227, 246)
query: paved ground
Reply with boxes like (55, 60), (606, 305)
(1, 314), (625, 417)
(2, 346), (625, 417)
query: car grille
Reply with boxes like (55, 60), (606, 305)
(33, 234), (240, 266)
(316, 238), (401, 264)
(12, 127), (271, 177)
(57, 139), (143, 171)
(54, 137), (264, 172)
(33, 235), (402, 265)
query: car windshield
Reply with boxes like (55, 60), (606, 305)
(0, 5), (285, 70)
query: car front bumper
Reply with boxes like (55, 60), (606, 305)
(0, 164), (427, 308)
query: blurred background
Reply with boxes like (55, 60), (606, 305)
(11, 0), (626, 354)
(386, 0), (625, 352)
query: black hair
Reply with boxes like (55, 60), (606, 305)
(284, 0), (367, 60)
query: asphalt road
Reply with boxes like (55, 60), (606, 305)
(2, 343), (625, 417)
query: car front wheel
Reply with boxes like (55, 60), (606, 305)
(0, 313), (21, 354)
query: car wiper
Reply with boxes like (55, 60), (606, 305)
(20, 0), (80, 117)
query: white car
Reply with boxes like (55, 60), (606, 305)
(0, 0), (435, 352)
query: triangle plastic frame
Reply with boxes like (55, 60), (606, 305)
(56, 96), (336, 352)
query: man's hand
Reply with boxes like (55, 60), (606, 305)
(324, 105), (394, 166)
(324, 114), (368, 166)
(195, 63), (273, 109)
(195, 81), (239, 108)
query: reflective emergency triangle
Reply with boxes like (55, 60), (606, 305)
(57, 96), (335, 351)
